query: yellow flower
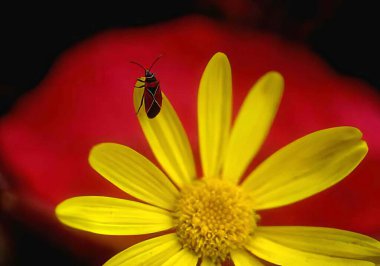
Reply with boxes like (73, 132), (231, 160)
(56, 52), (380, 265)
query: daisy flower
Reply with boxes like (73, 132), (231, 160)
(56, 52), (380, 265)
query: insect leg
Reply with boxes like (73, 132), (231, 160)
(136, 93), (145, 115)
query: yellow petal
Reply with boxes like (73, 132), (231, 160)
(134, 78), (196, 188)
(246, 233), (375, 266)
(222, 71), (283, 184)
(198, 52), (232, 178)
(162, 248), (198, 266)
(55, 196), (173, 235)
(257, 226), (380, 263)
(89, 143), (178, 210)
(230, 249), (264, 266)
(104, 233), (181, 266)
(242, 127), (368, 210)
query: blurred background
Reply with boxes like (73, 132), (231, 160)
(1, 1), (379, 116)
(0, 1), (379, 265)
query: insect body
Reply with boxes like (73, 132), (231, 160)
(131, 57), (162, 119)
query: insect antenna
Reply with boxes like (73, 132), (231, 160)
(148, 54), (163, 71)
(130, 61), (147, 71)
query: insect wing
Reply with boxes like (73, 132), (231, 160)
(144, 83), (162, 119)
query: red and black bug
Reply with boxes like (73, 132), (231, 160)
(131, 56), (163, 119)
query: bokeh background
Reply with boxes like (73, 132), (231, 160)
(1, 1), (379, 265)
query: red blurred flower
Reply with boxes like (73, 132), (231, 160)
(1, 15), (380, 261)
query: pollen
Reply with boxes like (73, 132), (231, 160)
(173, 178), (257, 263)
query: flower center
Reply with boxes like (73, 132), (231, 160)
(173, 178), (257, 263)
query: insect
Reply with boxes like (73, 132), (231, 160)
(131, 56), (163, 119)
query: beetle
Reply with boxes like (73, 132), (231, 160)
(131, 56), (163, 119)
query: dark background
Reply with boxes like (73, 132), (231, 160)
(0, 1), (379, 265)
(1, 1), (380, 116)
